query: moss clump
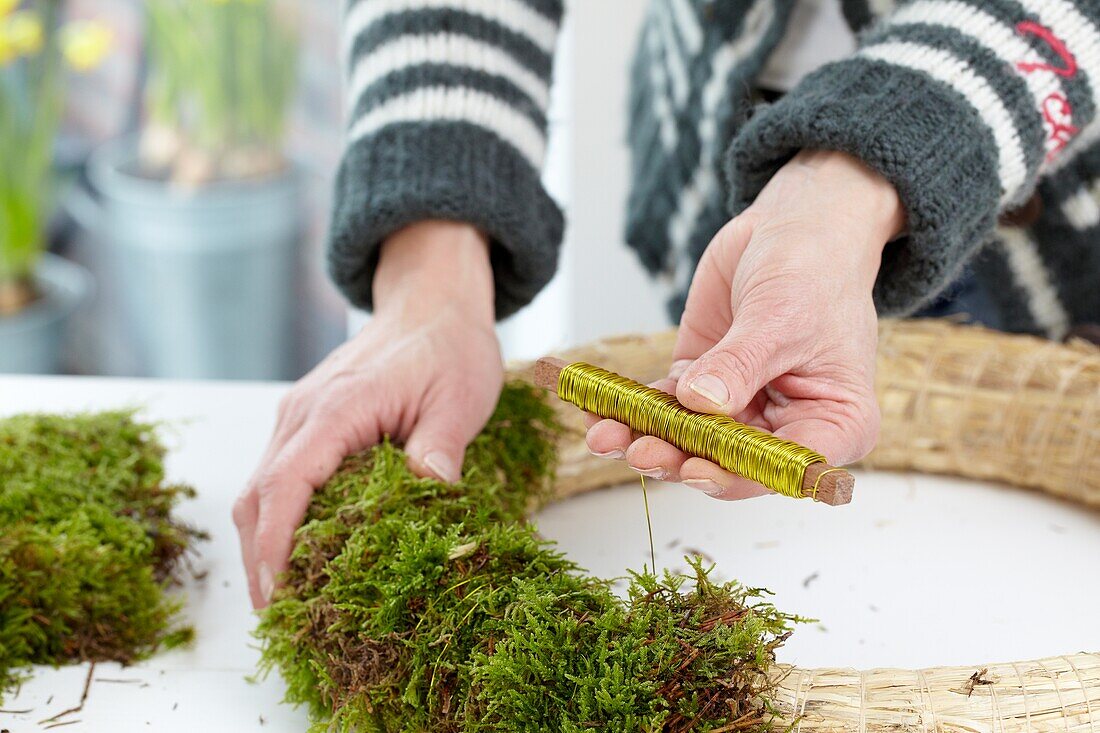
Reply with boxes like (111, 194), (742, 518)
(0, 411), (205, 699)
(257, 382), (803, 732)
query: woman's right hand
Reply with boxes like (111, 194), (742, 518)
(233, 221), (502, 609)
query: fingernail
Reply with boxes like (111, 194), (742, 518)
(634, 467), (668, 480)
(668, 359), (692, 380)
(259, 562), (275, 603)
(590, 448), (625, 460)
(689, 374), (729, 408)
(424, 452), (460, 483)
(684, 479), (726, 498)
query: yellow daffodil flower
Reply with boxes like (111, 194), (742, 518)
(0, 8), (40, 66)
(0, 0), (19, 20)
(5, 11), (42, 54)
(60, 20), (112, 71)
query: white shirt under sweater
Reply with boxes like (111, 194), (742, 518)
(758, 0), (857, 91)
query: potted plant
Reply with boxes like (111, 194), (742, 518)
(0, 0), (108, 373)
(83, 0), (300, 380)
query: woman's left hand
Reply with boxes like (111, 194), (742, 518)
(586, 150), (905, 499)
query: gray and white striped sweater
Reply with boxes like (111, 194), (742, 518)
(331, 0), (1100, 337)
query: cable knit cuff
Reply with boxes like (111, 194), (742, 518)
(328, 122), (563, 320)
(726, 57), (1005, 315)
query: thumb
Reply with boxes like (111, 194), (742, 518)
(404, 388), (489, 483)
(676, 327), (791, 416)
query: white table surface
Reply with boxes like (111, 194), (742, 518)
(1, 375), (1098, 732)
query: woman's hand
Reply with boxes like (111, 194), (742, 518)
(587, 150), (905, 498)
(233, 221), (502, 608)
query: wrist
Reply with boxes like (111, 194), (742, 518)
(796, 147), (906, 238)
(791, 149), (905, 239)
(373, 220), (495, 326)
(751, 150), (905, 285)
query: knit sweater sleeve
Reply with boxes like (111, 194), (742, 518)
(330, 0), (564, 319)
(726, 0), (1100, 315)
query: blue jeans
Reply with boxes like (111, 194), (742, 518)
(912, 270), (1003, 330)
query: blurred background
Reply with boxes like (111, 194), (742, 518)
(0, 0), (670, 382)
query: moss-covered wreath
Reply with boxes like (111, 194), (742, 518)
(255, 382), (805, 732)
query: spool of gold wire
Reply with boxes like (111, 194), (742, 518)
(533, 358), (854, 506)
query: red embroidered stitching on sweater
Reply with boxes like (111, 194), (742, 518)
(1041, 92), (1078, 157)
(1014, 21), (1080, 160)
(1015, 21), (1078, 77)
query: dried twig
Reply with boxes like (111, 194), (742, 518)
(38, 662), (95, 725)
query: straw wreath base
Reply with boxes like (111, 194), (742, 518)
(508, 319), (1100, 733)
(767, 655), (1100, 733)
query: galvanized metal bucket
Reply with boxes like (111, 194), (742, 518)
(0, 253), (93, 374)
(84, 138), (302, 380)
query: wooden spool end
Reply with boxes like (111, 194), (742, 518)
(534, 357), (569, 391)
(802, 463), (854, 506)
(533, 357), (854, 506)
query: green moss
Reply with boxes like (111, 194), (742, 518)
(257, 382), (804, 732)
(0, 411), (204, 699)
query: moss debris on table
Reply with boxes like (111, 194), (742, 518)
(0, 411), (205, 700)
(256, 382), (805, 732)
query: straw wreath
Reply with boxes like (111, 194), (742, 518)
(509, 318), (1100, 733)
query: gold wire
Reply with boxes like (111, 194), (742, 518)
(639, 475), (656, 572)
(558, 362), (827, 500)
(809, 467), (845, 501)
